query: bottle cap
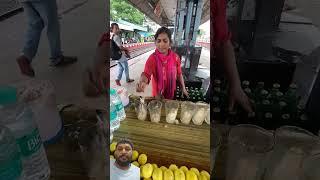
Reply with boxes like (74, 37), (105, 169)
(213, 107), (221, 113)
(265, 113), (273, 118)
(261, 90), (268, 95)
(281, 114), (290, 119)
(257, 82), (264, 86)
(273, 83), (280, 89)
(0, 86), (17, 107)
(289, 83), (297, 89)
(242, 80), (250, 86)
(262, 100), (270, 105)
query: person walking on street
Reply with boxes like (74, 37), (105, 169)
(111, 23), (134, 86)
(16, 0), (77, 77)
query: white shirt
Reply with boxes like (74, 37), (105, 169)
(110, 159), (140, 180)
(111, 33), (128, 62)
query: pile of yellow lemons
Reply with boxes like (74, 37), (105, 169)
(110, 142), (210, 180)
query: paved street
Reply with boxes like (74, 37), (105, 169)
(0, 0), (107, 109)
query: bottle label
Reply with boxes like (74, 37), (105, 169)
(17, 128), (42, 157)
(0, 153), (22, 180)
(111, 118), (120, 129)
(110, 109), (117, 122)
(116, 103), (124, 111)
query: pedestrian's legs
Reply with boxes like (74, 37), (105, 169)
(117, 62), (124, 81)
(33, 0), (62, 62)
(123, 61), (130, 81)
(22, 2), (45, 62)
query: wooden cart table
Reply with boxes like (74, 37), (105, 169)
(44, 105), (107, 180)
(113, 100), (210, 172)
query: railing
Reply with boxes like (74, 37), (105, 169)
(196, 41), (210, 49)
(110, 42), (155, 67)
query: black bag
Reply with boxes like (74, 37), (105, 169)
(111, 35), (122, 60)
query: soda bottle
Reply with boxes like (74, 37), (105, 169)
(244, 88), (253, 99)
(242, 80), (250, 89)
(253, 81), (265, 100)
(213, 79), (221, 87)
(228, 111), (238, 126)
(263, 112), (274, 130)
(284, 83), (298, 115)
(271, 83), (281, 94)
(0, 125), (23, 180)
(259, 90), (269, 102)
(247, 112), (258, 126)
(213, 107), (223, 123)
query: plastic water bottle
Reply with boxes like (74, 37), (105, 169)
(0, 125), (23, 180)
(111, 89), (126, 121)
(0, 86), (50, 180)
(110, 89), (120, 133)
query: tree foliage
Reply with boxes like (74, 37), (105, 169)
(111, 0), (145, 25)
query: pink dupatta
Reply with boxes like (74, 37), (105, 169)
(154, 48), (177, 99)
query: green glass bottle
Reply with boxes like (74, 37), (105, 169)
(213, 79), (221, 87)
(228, 111), (238, 126)
(212, 96), (220, 107)
(242, 80), (250, 89)
(213, 107), (223, 123)
(200, 88), (204, 95)
(284, 83), (298, 115)
(257, 99), (271, 122)
(176, 94), (180, 101)
(247, 112), (258, 126)
(244, 88), (253, 99)
(280, 113), (291, 127)
(260, 90), (269, 101)
(298, 113), (310, 131)
(263, 112), (274, 130)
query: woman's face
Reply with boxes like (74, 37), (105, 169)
(156, 33), (170, 54)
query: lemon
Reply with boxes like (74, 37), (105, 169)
(132, 161), (140, 167)
(140, 165), (144, 178)
(141, 163), (154, 178)
(160, 166), (167, 172)
(169, 164), (178, 171)
(143, 178), (152, 180)
(163, 169), (174, 180)
(132, 150), (139, 161)
(110, 142), (117, 153)
(200, 170), (210, 179)
(186, 170), (198, 180)
(110, 155), (114, 159)
(180, 166), (189, 174)
(152, 163), (158, 169)
(152, 168), (163, 180)
(199, 174), (208, 180)
(174, 169), (186, 180)
(190, 168), (200, 176)
(138, 154), (148, 165)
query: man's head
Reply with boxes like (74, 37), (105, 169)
(114, 139), (134, 167)
(111, 23), (120, 35)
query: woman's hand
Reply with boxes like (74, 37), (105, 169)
(182, 88), (189, 98)
(136, 81), (147, 92)
(228, 84), (253, 113)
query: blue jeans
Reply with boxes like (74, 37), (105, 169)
(117, 61), (130, 81)
(22, 0), (62, 63)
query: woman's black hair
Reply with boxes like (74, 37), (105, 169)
(155, 26), (172, 43)
(111, 23), (118, 32)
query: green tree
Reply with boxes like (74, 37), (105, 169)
(111, 0), (145, 25)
